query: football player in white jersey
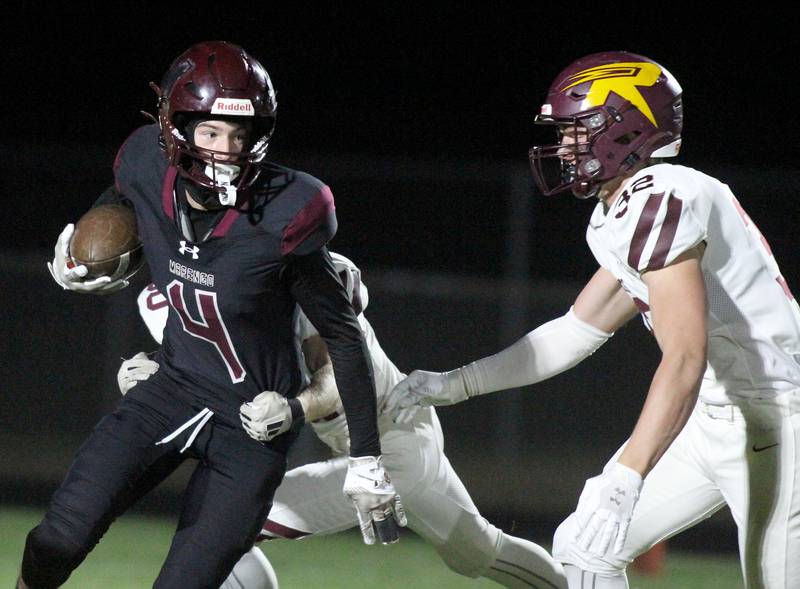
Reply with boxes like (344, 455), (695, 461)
(119, 252), (568, 589)
(387, 51), (800, 589)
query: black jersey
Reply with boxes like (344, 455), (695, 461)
(111, 124), (379, 455)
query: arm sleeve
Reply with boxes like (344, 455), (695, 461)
(285, 247), (380, 457)
(294, 254), (369, 340)
(457, 308), (613, 396)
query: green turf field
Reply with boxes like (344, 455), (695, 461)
(1, 506), (743, 588)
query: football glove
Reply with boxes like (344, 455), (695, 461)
(343, 455), (407, 545)
(385, 369), (467, 423)
(117, 352), (159, 395)
(240, 391), (304, 442)
(573, 462), (643, 556)
(47, 224), (129, 295)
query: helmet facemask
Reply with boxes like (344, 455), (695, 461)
(160, 109), (275, 207)
(529, 113), (603, 199)
(530, 102), (677, 200)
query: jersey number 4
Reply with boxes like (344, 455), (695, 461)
(167, 280), (246, 383)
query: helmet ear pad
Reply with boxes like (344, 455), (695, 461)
(584, 102), (673, 180)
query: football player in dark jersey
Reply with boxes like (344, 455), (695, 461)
(21, 41), (404, 589)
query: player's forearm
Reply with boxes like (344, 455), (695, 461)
(326, 334), (380, 456)
(457, 308), (612, 397)
(288, 249), (380, 457)
(297, 363), (341, 422)
(618, 352), (705, 476)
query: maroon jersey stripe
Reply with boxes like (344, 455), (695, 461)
(161, 166), (179, 220)
(628, 192), (665, 270)
(259, 519), (311, 540)
(648, 193), (683, 270)
(280, 185), (335, 256)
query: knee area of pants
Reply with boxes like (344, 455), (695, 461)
(22, 524), (86, 588)
(433, 527), (499, 578)
(27, 524), (85, 562)
(436, 546), (485, 578)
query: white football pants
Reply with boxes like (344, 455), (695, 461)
(257, 407), (566, 588)
(553, 389), (800, 589)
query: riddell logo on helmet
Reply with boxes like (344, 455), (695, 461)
(211, 98), (255, 116)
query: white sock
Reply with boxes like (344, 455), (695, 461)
(484, 533), (568, 588)
(563, 564), (628, 589)
(220, 547), (279, 589)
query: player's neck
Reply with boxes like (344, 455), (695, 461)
(186, 190), (209, 211)
(185, 189), (227, 213)
(598, 159), (654, 210)
(598, 177), (627, 210)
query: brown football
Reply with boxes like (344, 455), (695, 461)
(70, 204), (144, 279)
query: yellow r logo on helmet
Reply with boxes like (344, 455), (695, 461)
(560, 62), (662, 127)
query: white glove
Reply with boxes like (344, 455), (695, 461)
(385, 369), (467, 422)
(117, 352), (159, 395)
(240, 391), (303, 442)
(343, 455), (407, 545)
(47, 224), (129, 295)
(573, 462), (643, 556)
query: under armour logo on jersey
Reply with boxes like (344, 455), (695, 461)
(178, 241), (200, 259)
(610, 487), (626, 505)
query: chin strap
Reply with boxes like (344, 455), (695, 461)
(204, 163), (240, 206)
(219, 183), (238, 206)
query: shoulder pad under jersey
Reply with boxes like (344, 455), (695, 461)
(612, 164), (709, 273)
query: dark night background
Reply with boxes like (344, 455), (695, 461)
(4, 3), (799, 281)
(2, 1), (800, 563)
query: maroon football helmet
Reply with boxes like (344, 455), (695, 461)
(153, 41), (277, 204)
(529, 51), (683, 199)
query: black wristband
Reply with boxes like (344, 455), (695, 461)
(287, 398), (305, 424)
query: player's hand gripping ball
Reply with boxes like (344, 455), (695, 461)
(47, 204), (144, 295)
(69, 204), (144, 280)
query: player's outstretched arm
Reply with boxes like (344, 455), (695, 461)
(387, 268), (633, 417)
(47, 224), (129, 295)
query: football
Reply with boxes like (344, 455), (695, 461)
(70, 204), (144, 280)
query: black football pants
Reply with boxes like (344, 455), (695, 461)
(21, 374), (290, 588)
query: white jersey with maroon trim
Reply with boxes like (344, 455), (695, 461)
(587, 163), (800, 404)
(294, 252), (404, 455)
